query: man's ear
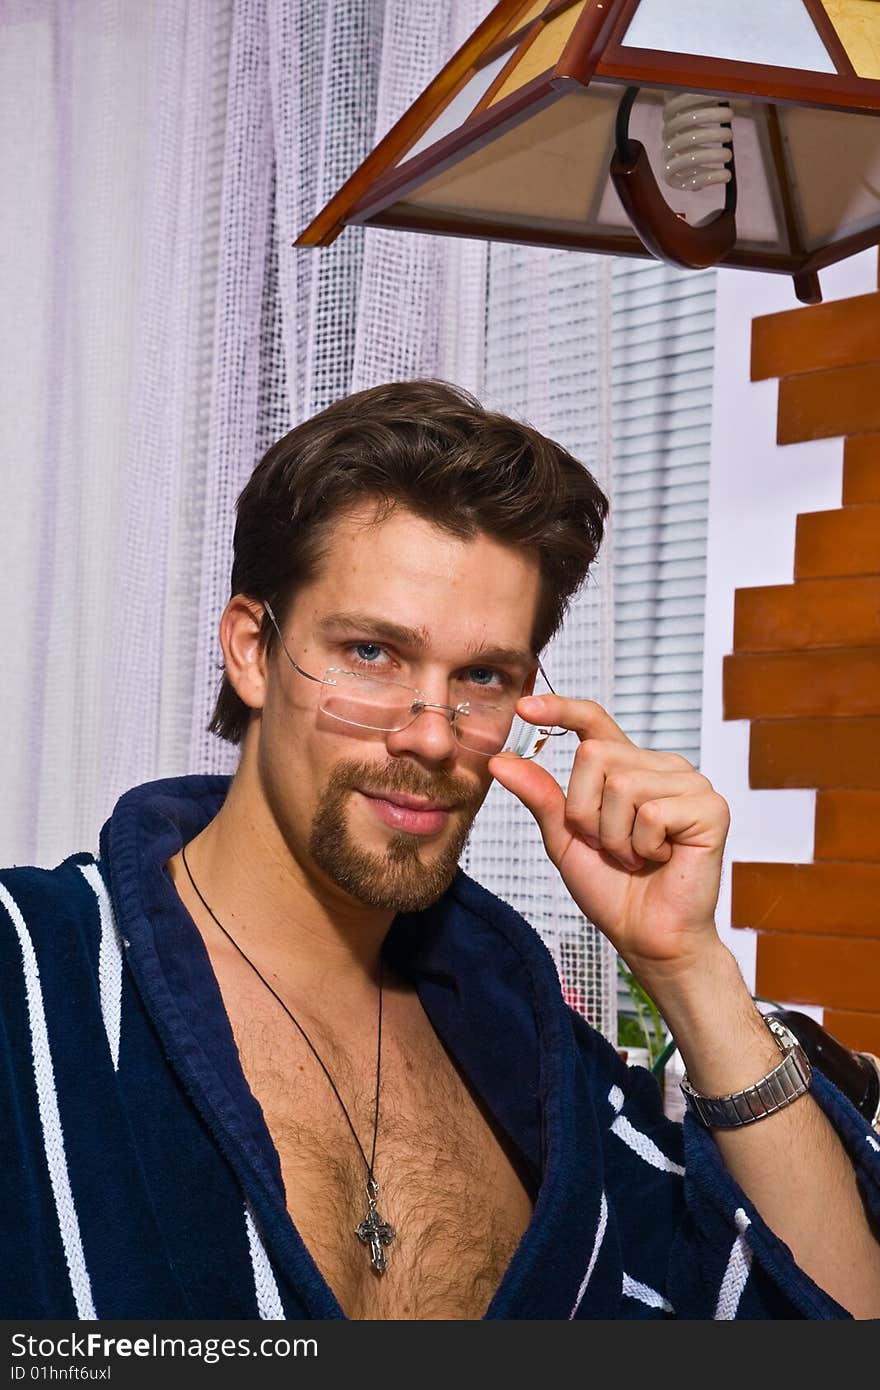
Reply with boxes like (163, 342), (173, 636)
(219, 596), (267, 712)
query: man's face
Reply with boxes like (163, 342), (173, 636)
(254, 500), (542, 914)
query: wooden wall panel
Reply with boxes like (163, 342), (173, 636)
(756, 934), (880, 1014)
(778, 362), (880, 443)
(732, 861), (880, 935)
(734, 576), (880, 652)
(794, 505), (880, 579)
(843, 434), (880, 504)
(822, 1010), (880, 1057)
(750, 717), (880, 789)
(733, 269), (880, 1058)
(751, 291), (880, 381)
(814, 790), (880, 860)
(724, 647), (880, 720)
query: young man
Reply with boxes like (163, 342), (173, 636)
(2, 381), (879, 1320)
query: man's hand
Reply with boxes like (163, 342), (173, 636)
(488, 694), (730, 983)
(489, 695), (880, 1317)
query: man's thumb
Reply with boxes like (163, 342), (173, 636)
(487, 755), (569, 862)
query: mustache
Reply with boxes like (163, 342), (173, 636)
(325, 757), (482, 810)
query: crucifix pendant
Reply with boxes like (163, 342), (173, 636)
(355, 1177), (396, 1274)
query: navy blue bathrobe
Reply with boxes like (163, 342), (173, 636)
(1, 775), (878, 1318)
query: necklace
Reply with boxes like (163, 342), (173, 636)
(180, 843), (396, 1274)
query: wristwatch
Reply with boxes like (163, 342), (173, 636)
(680, 1015), (813, 1129)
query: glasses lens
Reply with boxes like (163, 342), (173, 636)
(453, 709), (554, 759)
(500, 713), (554, 759)
(318, 669), (557, 759)
(452, 707), (511, 756)
(320, 670), (415, 731)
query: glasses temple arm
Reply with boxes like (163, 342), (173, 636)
(537, 658), (557, 696)
(534, 659), (572, 740)
(262, 600), (325, 686)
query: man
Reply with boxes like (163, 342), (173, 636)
(2, 380), (879, 1320)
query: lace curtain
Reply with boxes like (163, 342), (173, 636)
(0, 0), (625, 1037)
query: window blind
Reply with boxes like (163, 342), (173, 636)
(609, 261), (717, 768)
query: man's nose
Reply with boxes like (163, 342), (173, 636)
(384, 699), (459, 763)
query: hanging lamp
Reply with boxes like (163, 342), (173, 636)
(296, 0), (880, 303)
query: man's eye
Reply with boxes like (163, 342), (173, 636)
(466, 668), (506, 688)
(350, 643), (387, 664)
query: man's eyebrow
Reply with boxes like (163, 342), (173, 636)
(318, 611), (432, 651)
(466, 640), (535, 673)
(316, 611), (534, 670)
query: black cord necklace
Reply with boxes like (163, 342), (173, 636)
(180, 842), (396, 1274)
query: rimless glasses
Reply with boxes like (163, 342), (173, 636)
(263, 602), (567, 760)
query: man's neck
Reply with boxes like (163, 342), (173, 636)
(166, 765), (394, 1006)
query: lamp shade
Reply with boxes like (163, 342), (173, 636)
(296, 0), (880, 302)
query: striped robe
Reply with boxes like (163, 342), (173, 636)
(1, 774), (878, 1318)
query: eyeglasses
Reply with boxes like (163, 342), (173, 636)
(263, 602), (567, 760)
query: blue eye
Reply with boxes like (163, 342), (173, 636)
(354, 643), (384, 663)
(348, 642), (386, 664)
(466, 668), (507, 689)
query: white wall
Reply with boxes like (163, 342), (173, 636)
(702, 248), (878, 1009)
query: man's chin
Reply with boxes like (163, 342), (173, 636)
(310, 815), (468, 913)
(307, 760), (480, 913)
(322, 845), (460, 913)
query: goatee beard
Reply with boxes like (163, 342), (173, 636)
(308, 757), (484, 912)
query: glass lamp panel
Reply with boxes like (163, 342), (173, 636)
(820, 1), (880, 79)
(384, 87), (627, 233)
(488, 0), (587, 105)
(780, 105), (880, 248)
(503, 0), (553, 36)
(396, 49), (515, 166)
(621, 0), (837, 73)
(726, 103), (788, 251)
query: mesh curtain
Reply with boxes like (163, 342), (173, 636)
(0, 0), (618, 1039)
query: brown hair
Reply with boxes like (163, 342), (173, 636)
(208, 379), (608, 745)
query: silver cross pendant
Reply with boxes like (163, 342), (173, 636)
(355, 1177), (396, 1274)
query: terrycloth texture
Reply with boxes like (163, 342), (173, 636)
(2, 775), (879, 1319)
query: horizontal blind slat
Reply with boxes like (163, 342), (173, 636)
(611, 259), (714, 762)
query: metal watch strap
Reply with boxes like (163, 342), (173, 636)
(680, 1016), (813, 1129)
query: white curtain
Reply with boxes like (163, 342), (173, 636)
(0, 0), (726, 1045)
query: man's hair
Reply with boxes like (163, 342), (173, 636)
(208, 379), (608, 745)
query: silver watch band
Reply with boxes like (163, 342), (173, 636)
(680, 1016), (813, 1129)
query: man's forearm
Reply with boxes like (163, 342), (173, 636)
(644, 939), (880, 1320)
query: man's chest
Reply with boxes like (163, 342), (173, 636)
(227, 997), (537, 1320)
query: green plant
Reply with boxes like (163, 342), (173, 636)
(617, 958), (668, 1069)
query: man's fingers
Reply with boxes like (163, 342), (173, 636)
(597, 770), (711, 870)
(487, 755), (570, 863)
(517, 694), (632, 745)
(631, 793), (730, 862)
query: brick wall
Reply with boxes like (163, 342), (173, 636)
(723, 257), (880, 1056)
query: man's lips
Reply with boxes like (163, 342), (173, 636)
(357, 789), (455, 836)
(362, 790), (454, 812)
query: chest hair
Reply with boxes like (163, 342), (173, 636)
(230, 1003), (536, 1319)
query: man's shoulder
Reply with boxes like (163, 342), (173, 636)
(0, 852), (108, 967)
